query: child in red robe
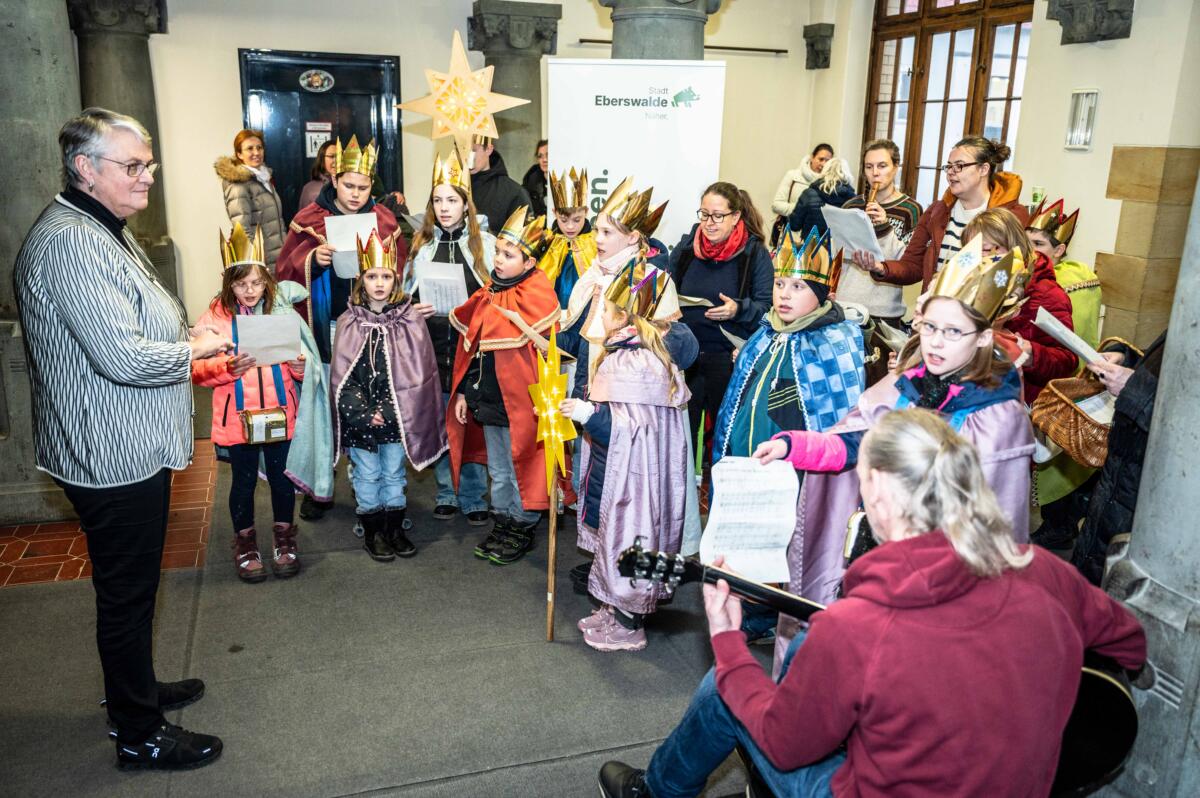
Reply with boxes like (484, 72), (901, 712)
(448, 206), (575, 565)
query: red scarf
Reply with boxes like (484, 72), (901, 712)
(694, 219), (748, 262)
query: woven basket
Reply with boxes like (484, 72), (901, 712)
(1031, 376), (1111, 468)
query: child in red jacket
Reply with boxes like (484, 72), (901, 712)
(193, 226), (306, 582)
(964, 208), (1077, 403)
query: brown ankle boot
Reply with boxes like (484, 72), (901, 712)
(233, 528), (267, 583)
(271, 522), (300, 578)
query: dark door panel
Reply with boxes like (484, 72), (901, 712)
(239, 49), (402, 223)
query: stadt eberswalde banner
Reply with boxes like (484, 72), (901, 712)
(547, 58), (726, 250)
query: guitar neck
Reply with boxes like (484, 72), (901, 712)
(700, 565), (825, 622)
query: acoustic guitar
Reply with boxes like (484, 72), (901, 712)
(617, 541), (1138, 796)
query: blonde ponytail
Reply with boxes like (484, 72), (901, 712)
(861, 408), (1031, 577)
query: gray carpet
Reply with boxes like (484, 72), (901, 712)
(0, 453), (762, 797)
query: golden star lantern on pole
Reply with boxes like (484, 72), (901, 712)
(396, 30), (530, 156)
(527, 329), (577, 496)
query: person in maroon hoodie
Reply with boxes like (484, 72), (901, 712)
(964, 208), (1078, 403)
(598, 408), (1146, 798)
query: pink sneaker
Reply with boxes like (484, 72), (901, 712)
(584, 617), (647, 652)
(577, 605), (613, 632)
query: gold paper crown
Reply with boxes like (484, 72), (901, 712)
(775, 227), (843, 291)
(549, 168), (588, 212)
(335, 135), (378, 177)
(219, 223), (265, 271)
(597, 176), (669, 238)
(604, 260), (671, 320)
(356, 230), (398, 274)
(1027, 198), (1079, 247)
(432, 148), (471, 195)
(928, 237), (1028, 322)
(497, 206), (548, 259)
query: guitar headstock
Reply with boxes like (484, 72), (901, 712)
(616, 537), (702, 592)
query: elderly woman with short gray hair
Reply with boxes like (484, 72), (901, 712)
(14, 107), (228, 771)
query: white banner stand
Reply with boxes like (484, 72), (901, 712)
(547, 58), (726, 251)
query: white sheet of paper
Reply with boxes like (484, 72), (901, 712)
(413, 259), (469, 316)
(700, 457), (800, 583)
(1034, 306), (1103, 365)
(821, 205), (886, 261)
(235, 315), (301, 366)
(324, 212), (379, 278)
(1075, 390), (1116, 426)
(678, 294), (715, 308)
(331, 251), (358, 279)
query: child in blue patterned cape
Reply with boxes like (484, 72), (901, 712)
(715, 228), (866, 462)
(712, 227), (866, 642)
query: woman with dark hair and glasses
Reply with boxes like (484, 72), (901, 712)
(14, 107), (230, 770)
(859, 135), (1028, 290)
(666, 182), (774, 470)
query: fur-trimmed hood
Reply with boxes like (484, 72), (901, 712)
(214, 155), (261, 183)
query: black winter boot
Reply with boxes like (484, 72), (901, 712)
(384, 507), (416, 557)
(474, 516), (509, 560)
(489, 517), (538, 565)
(361, 510), (394, 562)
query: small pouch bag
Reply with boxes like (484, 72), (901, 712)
(240, 407), (288, 444)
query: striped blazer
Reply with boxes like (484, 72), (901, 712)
(14, 195), (194, 488)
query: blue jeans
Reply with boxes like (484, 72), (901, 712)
(433, 392), (488, 513)
(482, 425), (540, 525)
(348, 443), (408, 513)
(645, 633), (846, 798)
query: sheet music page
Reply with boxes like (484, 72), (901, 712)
(235, 315), (301, 366)
(413, 259), (469, 316)
(700, 456), (800, 583)
(1034, 306), (1103, 365)
(325, 212), (379, 278)
(821, 205), (886, 260)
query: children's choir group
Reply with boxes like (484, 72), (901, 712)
(203, 131), (1101, 656)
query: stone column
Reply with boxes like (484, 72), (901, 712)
(599, 0), (726, 61)
(1101, 181), (1200, 797)
(0, 0), (82, 523)
(67, 0), (178, 298)
(1096, 146), (1200, 348)
(468, 1), (562, 183)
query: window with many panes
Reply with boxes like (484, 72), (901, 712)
(864, 0), (1033, 208)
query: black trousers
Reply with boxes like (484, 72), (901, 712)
(685, 350), (735, 466)
(59, 469), (172, 743)
(227, 440), (295, 531)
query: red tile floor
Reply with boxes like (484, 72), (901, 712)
(0, 442), (217, 588)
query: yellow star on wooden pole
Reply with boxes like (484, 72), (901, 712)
(527, 329), (577, 496)
(396, 30), (530, 157)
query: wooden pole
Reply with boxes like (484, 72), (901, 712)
(546, 483), (559, 642)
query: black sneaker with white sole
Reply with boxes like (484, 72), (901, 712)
(116, 722), (222, 770)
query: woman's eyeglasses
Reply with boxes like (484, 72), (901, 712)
(940, 161), (982, 176)
(696, 210), (734, 223)
(915, 321), (978, 342)
(99, 157), (159, 177)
